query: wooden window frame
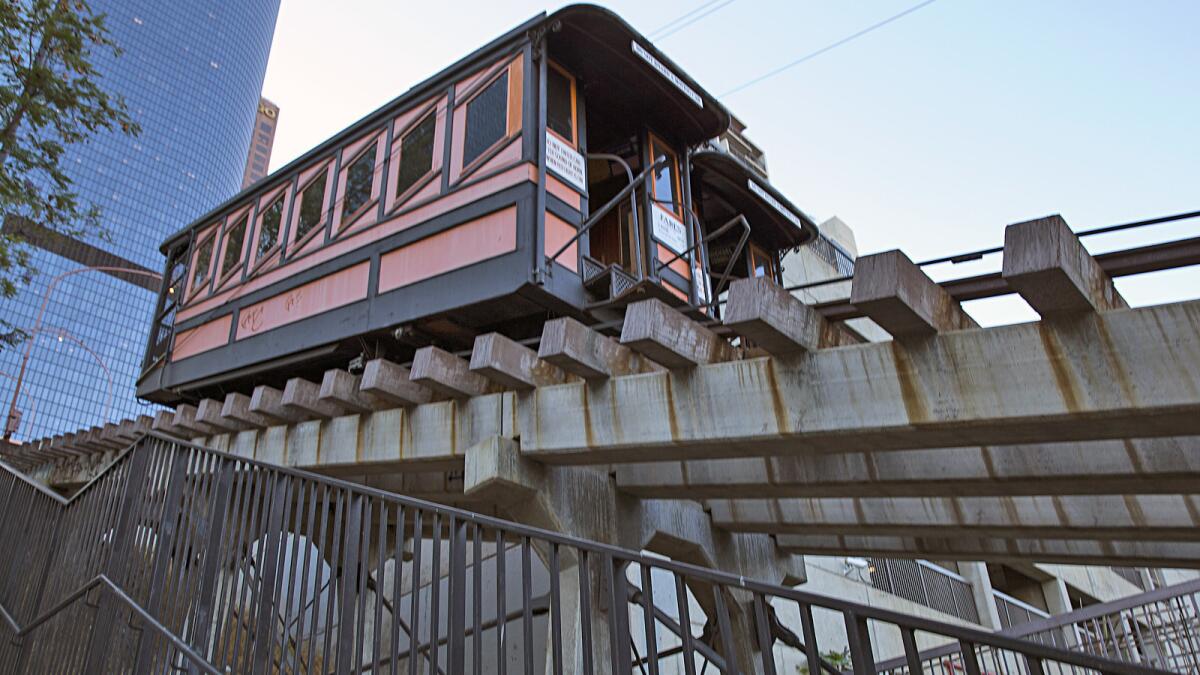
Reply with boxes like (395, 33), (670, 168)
(338, 136), (381, 232)
(458, 57), (523, 179)
(390, 107), (439, 211)
(216, 207), (252, 287)
(546, 60), (578, 147)
(647, 132), (683, 219)
(186, 228), (218, 302)
(250, 187), (288, 274)
(290, 164), (332, 252)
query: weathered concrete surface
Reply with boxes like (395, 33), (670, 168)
(196, 398), (249, 432)
(850, 250), (977, 338)
(1002, 215), (1127, 317)
(221, 392), (275, 429)
(249, 385), (307, 424)
(620, 298), (736, 367)
(723, 276), (850, 354)
(198, 393), (512, 476)
(283, 377), (345, 419)
(708, 494), (1200, 541)
(320, 369), (391, 413)
(775, 533), (1200, 568)
(469, 332), (572, 389)
(614, 436), (1200, 498)
(359, 358), (434, 406)
(520, 300), (1200, 463)
(410, 346), (496, 398)
(538, 317), (662, 379)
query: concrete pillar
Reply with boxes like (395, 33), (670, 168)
(469, 332), (571, 389)
(959, 562), (1002, 630)
(1040, 576), (1078, 646)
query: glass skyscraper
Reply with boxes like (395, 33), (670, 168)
(0, 0), (281, 440)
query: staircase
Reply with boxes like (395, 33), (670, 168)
(0, 434), (1177, 674)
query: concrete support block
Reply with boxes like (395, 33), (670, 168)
(470, 332), (571, 390)
(359, 358), (434, 406)
(620, 298), (735, 368)
(196, 398), (251, 432)
(464, 435), (544, 505)
(723, 276), (845, 354)
(850, 250), (977, 339)
(282, 378), (345, 419)
(172, 405), (220, 437)
(538, 317), (661, 379)
(249, 385), (308, 424)
(221, 393), (275, 429)
(410, 346), (495, 398)
(151, 410), (189, 439)
(320, 369), (391, 413)
(1002, 214), (1128, 317)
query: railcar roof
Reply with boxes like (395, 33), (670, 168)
(691, 149), (818, 251)
(162, 4), (731, 253)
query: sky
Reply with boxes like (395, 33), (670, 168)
(259, 0), (1200, 325)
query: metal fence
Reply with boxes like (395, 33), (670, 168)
(869, 558), (980, 625)
(0, 434), (1172, 674)
(995, 590), (1052, 631)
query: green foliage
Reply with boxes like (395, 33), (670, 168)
(0, 0), (140, 345)
(797, 647), (853, 674)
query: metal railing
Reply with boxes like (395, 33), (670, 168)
(0, 434), (1172, 674)
(869, 558), (980, 625)
(880, 580), (1200, 674)
(995, 590), (1052, 631)
(1111, 567), (1152, 592)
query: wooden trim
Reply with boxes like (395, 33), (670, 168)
(546, 60), (578, 147)
(248, 187), (289, 275)
(336, 131), (385, 233)
(386, 106), (441, 214)
(288, 161), (334, 254)
(215, 206), (254, 289)
(185, 226), (219, 304)
(647, 132), (683, 218)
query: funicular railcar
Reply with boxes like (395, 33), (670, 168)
(137, 5), (818, 404)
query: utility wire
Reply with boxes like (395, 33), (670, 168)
(654, 0), (738, 42)
(647, 0), (726, 38)
(721, 0), (939, 97)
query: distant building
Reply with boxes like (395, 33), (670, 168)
(242, 97), (279, 187)
(0, 0), (280, 440)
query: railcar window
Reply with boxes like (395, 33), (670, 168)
(256, 195), (284, 259)
(343, 142), (376, 222)
(191, 235), (215, 294)
(547, 64), (575, 144)
(395, 113), (437, 198)
(295, 170), (329, 242)
(220, 212), (249, 279)
(750, 244), (776, 279)
(463, 71), (509, 167)
(649, 135), (682, 216)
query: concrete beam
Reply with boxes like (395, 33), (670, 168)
(196, 398), (251, 433)
(463, 435), (544, 505)
(152, 410), (188, 439)
(320, 369), (391, 413)
(708, 494), (1200, 541)
(723, 276), (848, 354)
(775, 533), (1200, 569)
(282, 378), (345, 419)
(519, 299), (1200, 463)
(249, 385), (308, 424)
(614, 436), (1200, 499)
(1002, 214), (1128, 317)
(620, 298), (735, 368)
(850, 250), (977, 339)
(470, 333), (571, 390)
(410, 346), (496, 398)
(538, 317), (661, 379)
(359, 358), (434, 406)
(172, 404), (221, 437)
(221, 393), (276, 429)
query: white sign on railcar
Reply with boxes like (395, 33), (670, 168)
(747, 179), (805, 229)
(651, 205), (688, 255)
(546, 132), (587, 193)
(631, 41), (703, 108)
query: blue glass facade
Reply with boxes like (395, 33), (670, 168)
(0, 0), (280, 440)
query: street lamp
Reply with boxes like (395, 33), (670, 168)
(3, 265), (162, 440)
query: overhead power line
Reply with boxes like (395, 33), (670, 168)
(654, 0), (738, 41)
(647, 0), (726, 38)
(721, 0), (939, 97)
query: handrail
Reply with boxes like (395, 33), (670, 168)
(991, 588), (1050, 619)
(0, 574), (220, 674)
(546, 155), (667, 271)
(876, 579), (1200, 672)
(0, 434), (1173, 675)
